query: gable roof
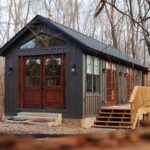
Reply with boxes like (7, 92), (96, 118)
(0, 15), (148, 70)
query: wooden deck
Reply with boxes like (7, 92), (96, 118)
(101, 104), (131, 110)
(94, 86), (150, 129)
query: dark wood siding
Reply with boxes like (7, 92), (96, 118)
(65, 41), (83, 118)
(4, 47), (18, 115)
(4, 23), (83, 119)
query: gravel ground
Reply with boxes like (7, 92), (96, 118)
(0, 122), (119, 137)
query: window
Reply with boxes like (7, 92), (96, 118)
(87, 55), (93, 74)
(45, 57), (61, 86)
(86, 56), (100, 93)
(86, 74), (93, 92)
(93, 58), (100, 92)
(106, 62), (110, 69)
(86, 56), (93, 92)
(20, 33), (66, 49)
(25, 58), (41, 87)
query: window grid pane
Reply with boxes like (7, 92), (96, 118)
(45, 57), (61, 86)
(25, 58), (41, 87)
(86, 74), (93, 92)
(94, 58), (99, 75)
(93, 75), (100, 93)
(86, 56), (100, 93)
(86, 56), (93, 74)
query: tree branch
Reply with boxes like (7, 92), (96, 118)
(94, 0), (107, 18)
(106, 1), (150, 36)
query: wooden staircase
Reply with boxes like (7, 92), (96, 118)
(94, 86), (150, 129)
(94, 106), (132, 129)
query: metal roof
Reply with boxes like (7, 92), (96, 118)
(0, 15), (148, 70)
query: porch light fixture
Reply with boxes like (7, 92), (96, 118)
(71, 64), (76, 73)
(102, 68), (106, 73)
(8, 66), (13, 73)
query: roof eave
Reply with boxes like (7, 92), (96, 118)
(83, 47), (148, 71)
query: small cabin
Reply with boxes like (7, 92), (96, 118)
(0, 15), (149, 123)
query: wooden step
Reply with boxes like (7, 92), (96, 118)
(96, 117), (131, 122)
(95, 120), (132, 124)
(97, 116), (131, 119)
(94, 125), (131, 129)
(99, 112), (131, 118)
(94, 105), (132, 129)
(100, 109), (131, 113)
(94, 122), (132, 128)
(99, 112), (131, 115)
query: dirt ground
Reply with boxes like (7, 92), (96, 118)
(0, 121), (117, 137)
(0, 103), (149, 149)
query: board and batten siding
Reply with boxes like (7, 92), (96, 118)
(82, 54), (145, 117)
(65, 41), (83, 118)
(4, 46), (18, 115)
(82, 54), (101, 117)
(4, 23), (84, 119)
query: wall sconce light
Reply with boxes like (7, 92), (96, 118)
(119, 72), (122, 76)
(102, 68), (106, 73)
(8, 66), (13, 73)
(124, 73), (128, 77)
(71, 64), (76, 73)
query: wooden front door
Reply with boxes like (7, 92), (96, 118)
(18, 55), (65, 109)
(106, 63), (118, 106)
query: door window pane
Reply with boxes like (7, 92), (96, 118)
(45, 57), (61, 86)
(25, 58), (41, 87)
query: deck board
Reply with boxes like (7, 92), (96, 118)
(101, 104), (131, 110)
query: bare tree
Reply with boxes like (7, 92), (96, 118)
(105, 0), (118, 48)
(94, 0), (150, 56)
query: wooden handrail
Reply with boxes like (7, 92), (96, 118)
(129, 86), (150, 129)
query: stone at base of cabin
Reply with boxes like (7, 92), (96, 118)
(81, 117), (96, 128)
(63, 117), (96, 128)
(62, 119), (82, 128)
